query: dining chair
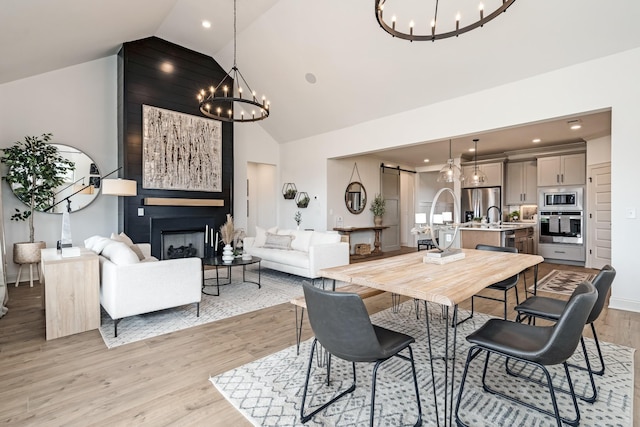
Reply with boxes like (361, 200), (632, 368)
(455, 281), (597, 427)
(513, 264), (616, 402)
(299, 283), (422, 427)
(470, 244), (521, 321)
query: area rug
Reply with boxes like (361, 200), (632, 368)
(99, 269), (336, 349)
(534, 269), (598, 296)
(211, 301), (634, 426)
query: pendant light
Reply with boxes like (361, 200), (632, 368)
(464, 138), (487, 187)
(437, 139), (463, 183)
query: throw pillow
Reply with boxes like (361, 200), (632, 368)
(263, 232), (294, 250)
(255, 226), (278, 247)
(291, 230), (313, 252)
(84, 236), (114, 254)
(110, 232), (145, 261)
(101, 241), (140, 265)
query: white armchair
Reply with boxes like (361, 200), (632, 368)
(88, 240), (202, 337)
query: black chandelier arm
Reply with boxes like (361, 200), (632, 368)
(375, 0), (516, 42)
(199, 97), (270, 122)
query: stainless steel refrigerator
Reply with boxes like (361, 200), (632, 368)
(461, 186), (502, 223)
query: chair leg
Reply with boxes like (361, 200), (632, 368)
(300, 339), (356, 424)
(568, 323), (605, 376)
(455, 346), (485, 427)
(15, 264), (23, 287)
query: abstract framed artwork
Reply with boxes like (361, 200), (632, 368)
(142, 105), (222, 192)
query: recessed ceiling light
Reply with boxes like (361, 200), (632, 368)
(160, 62), (174, 73)
(305, 73), (317, 84)
(532, 138), (541, 143)
(423, 158), (430, 163)
(202, 20), (211, 29)
(468, 148), (475, 152)
(568, 119), (582, 130)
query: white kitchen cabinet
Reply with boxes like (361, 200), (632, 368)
(506, 161), (537, 205)
(462, 162), (503, 187)
(537, 153), (585, 186)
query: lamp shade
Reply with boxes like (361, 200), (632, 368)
(102, 178), (137, 196)
(415, 213), (427, 224)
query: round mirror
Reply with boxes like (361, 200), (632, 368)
(10, 144), (101, 214)
(345, 181), (367, 214)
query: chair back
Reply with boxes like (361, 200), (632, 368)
(475, 244), (519, 286)
(587, 264), (616, 324)
(302, 283), (385, 362)
(539, 281), (597, 365)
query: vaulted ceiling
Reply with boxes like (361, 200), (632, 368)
(2, 0), (638, 159)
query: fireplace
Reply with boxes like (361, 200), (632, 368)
(162, 230), (204, 260)
(150, 217), (217, 260)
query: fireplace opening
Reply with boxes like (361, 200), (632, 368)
(161, 230), (205, 260)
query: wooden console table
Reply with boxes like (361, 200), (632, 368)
(41, 248), (100, 340)
(333, 226), (389, 255)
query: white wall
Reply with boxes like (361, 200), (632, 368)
(0, 57), (118, 282)
(279, 47), (640, 312)
(586, 135), (611, 165)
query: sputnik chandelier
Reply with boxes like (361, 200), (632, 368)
(375, 0), (516, 42)
(198, 0), (269, 122)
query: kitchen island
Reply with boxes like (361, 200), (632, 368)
(459, 223), (535, 254)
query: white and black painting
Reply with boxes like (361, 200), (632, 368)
(142, 105), (222, 192)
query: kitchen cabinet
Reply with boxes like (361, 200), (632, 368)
(537, 153), (585, 186)
(462, 162), (503, 187)
(506, 161), (537, 205)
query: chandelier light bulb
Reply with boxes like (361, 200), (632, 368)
(216, 107), (221, 114)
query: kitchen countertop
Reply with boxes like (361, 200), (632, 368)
(459, 223), (535, 232)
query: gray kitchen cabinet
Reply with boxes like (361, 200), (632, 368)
(537, 153), (585, 186)
(506, 160), (537, 205)
(462, 162), (503, 187)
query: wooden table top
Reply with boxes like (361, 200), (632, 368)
(319, 249), (544, 307)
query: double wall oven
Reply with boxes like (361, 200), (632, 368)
(538, 187), (585, 262)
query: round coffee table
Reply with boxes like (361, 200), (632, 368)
(201, 256), (261, 296)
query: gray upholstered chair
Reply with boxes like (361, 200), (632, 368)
(513, 264), (616, 402)
(455, 282), (597, 427)
(469, 244), (521, 320)
(299, 283), (422, 427)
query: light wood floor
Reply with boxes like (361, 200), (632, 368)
(1, 257), (638, 426)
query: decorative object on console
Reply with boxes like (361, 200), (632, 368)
(197, 0), (270, 122)
(427, 187), (463, 260)
(375, 0), (516, 42)
(463, 138), (487, 187)
(438, 139), (464, 183)
(370, 193), (386, 226)
(296, 192), (310, 208)
(283, 183), (297, 199)
(142, 104), (222, 192)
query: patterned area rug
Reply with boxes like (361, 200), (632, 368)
(99, 268), (330, 348)
(534, 269), (598, 295)
(211, 302), (634, 426)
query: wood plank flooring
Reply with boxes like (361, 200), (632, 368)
(0, 257), (637, 426)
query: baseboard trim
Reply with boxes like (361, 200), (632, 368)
(608, 297), (640, 313)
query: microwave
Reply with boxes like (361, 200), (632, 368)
(539, 187), (583, 211)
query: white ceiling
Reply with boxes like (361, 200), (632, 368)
(1, 0), (634, 162)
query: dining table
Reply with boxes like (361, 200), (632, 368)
(319, 248), (544, 427)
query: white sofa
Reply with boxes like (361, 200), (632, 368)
(243, 227), (349, 280)
(85, 235), (202, 337)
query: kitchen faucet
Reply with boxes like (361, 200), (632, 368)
(486, 205), (502, 224)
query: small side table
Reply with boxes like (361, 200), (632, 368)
(41, 248), (100, 340)
(202, 256), (261, 296)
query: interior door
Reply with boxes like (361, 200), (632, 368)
(381, 167), (400, 252)
(587, 162), (611, 269)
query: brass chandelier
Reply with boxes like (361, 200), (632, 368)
(375, 0), (516, 42)
(198, 0), (269, 122)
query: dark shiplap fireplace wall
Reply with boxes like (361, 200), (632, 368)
(118, 37), (234, 259)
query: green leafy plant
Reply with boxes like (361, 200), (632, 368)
(1, 133), (74, 243)
(370, 193), (386, 217)
(294, 211), (302, 226)
(296, 195), (310, 208)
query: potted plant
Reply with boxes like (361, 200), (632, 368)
(370, 193), (386, 226)
(296, 192), (310, 208)
(2, 133), (75, 268)
(472, 216), (483, 227)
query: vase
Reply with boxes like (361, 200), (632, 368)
(222, 244), (234, 263)
(374, 216), (383, 226)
